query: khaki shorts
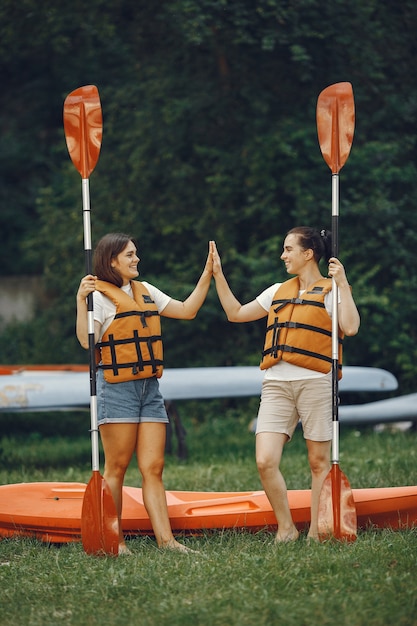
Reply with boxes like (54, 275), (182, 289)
(255, 374), (332, 442)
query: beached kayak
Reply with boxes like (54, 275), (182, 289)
(0, 482), (415, 543)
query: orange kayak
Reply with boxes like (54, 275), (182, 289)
(0, 482), (416, 543)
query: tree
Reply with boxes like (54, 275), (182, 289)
(1, 0), (417, 392)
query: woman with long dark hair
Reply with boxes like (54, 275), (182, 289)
(77, 233), (213, 554)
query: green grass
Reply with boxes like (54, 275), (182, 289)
(1, 529), (416, 626)
(1, 402), (417, 625)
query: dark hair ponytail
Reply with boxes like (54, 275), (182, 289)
(319, 229), (332, 263)
(286, 226), (332, 264)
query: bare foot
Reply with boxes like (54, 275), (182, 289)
(118, 543), (132, 556)
(160, 539), (199, 554)
(274, 528), (299, 544)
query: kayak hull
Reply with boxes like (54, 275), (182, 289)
(0, 482), (416, 543)
(0, 366), (402, 422)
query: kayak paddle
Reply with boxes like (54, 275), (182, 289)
(316, 82), (357, 541)
(63, 85), (119, 556)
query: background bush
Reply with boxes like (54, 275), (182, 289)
(1, 1), (417, 391)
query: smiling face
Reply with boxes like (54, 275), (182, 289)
(280, 233), (312, 275)
(111, 240), (140, 285)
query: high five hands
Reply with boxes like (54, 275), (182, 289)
(207, 240), (222, 278)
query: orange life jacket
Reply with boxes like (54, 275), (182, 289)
(95, 280), (163, 383)
(260, 277), (343, 378)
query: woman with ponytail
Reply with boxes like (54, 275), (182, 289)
(211, 227), (359, 542)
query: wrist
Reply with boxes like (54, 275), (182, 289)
(337, 281), (350, 290)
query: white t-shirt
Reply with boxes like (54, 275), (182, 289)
(255, 282), (335, 381)
(93, 281), (171, 341)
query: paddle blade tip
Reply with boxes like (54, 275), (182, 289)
(316, 82), (355, 174)
(63, 85), (103, 179)
(81, 472), (119, 556)
(317, 467), (358, 542)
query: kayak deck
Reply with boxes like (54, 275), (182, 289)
(0, 482), (416, 543)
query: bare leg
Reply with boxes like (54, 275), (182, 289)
(137, 422), (191, 552)
(256, 432), (299, 543)
(100, 423), (138, 554)
(306, 439), (331, 540)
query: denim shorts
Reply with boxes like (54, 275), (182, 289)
(97, 369), (169, 426)
(256, 373), (332, 442)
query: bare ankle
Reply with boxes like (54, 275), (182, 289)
(275, 527), (299, 543)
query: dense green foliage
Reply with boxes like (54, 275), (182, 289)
(1, 1), (417, 391)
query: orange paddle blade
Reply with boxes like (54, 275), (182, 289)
(318, 464), (357, 542)
(63, 85), (102, 179)
(316, 82), (355, 174)
(81, 471), (119, 556)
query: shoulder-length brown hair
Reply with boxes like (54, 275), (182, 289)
(93, 233), (136, 287)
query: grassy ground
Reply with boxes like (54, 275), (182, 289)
(1, 401), (417, 625)
(1, 529), (416, 626)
